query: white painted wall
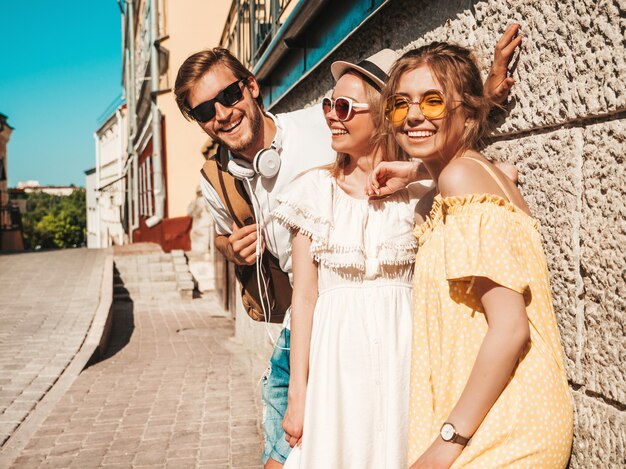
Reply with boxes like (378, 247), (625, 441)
(94, 107), (128, 247)
(85, 170), (98, 249)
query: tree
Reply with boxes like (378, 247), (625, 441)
(21, 189), (86, 249)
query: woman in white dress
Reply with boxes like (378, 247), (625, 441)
(273, 50), (432, 469)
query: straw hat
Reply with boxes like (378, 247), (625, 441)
(331, 49), (399, 90)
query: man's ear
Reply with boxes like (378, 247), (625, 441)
(246, 76), (261, 99)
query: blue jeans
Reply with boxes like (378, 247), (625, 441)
(261, 328), (291, 465)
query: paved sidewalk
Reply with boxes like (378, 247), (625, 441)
(8, 254), (267, 468)
(0, 248), (107, 447)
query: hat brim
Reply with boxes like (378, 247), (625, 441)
(330, 61), (385, 90)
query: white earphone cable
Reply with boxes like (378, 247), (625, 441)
(243, 177), (289, 351)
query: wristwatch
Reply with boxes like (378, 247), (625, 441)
(440, 422), (471, 446)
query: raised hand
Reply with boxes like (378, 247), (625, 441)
(484, 23), (523, 104)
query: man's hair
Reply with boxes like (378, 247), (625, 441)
(174, 47), (264, 121)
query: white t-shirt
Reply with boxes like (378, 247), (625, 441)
(200, 104), (335, 285)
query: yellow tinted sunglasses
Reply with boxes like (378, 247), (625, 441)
(385, 90), (447, 125)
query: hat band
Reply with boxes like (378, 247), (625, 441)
(357, 59), (389, 89)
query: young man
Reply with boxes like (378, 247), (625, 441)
(174, 25), (521, 469)
(174, 47), (335, 469)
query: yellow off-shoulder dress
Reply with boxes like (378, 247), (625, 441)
(408, 193), (574, 468)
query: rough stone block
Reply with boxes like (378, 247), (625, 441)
(483, 128), (581, 377)
(570, 390), (625, 468)
(473, 0), (625, 133)
(579, 120), (626, 404)
(274, 0), (625, 137)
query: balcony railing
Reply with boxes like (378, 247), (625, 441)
(96, 94), (125, 129)
(220, 0), (295, 70)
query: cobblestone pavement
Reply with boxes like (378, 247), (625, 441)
(0, 249), (106, 447)
(9, 255), (267, 468)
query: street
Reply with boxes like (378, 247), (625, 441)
(0, 247), (265, 468)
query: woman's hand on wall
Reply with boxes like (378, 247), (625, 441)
(484, 23), (522, 104)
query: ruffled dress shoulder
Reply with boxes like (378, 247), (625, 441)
(273, 168), (419, 283)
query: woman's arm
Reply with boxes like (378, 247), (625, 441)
(484, 23), (522, 104)
(366, 161), (427, 197)
(409, 279), (530, 469)
(282, 231), (319, 448)
(445, 278), (530, 437)
(366, 160), (517, 199)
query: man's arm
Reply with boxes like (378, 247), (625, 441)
(214, 223), (262, 266)
(199, 175), (262, 266)
(215, 234), (234, 263)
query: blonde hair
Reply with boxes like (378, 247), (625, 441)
(325, 70), (406, 180)
(379, 42), (491, 155)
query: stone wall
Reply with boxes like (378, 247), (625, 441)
(271, 0), (626, 465)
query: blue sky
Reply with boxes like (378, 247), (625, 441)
(1, 1), (122, 187)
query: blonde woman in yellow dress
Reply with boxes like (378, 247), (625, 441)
(368, 42), (574, 468)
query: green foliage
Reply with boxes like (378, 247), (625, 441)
(21, 189), (86, 249)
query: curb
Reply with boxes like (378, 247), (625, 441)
(0, 250), (115, 467)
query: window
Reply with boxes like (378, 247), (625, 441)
(138, 156), (154, 218)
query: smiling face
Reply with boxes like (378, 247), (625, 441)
(187, 64), (263, 156)
(391, 65), (467, 163)
(325, 73), (377, 158)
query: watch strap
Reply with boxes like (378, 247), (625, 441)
(451, 432), (471, 446)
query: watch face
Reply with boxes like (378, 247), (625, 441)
(441, 423), (455, 441)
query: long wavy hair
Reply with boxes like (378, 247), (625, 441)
(379, 42), (492, 159)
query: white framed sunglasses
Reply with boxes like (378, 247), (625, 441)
(322, 96), (370, 121)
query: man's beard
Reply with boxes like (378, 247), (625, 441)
(215, 105), (263, 155)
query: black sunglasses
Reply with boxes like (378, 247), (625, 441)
(189, 79), (246, 123)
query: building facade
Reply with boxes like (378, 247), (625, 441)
(88, 104), (128, 248)
(15, 181), (81, 197)
(84, 168), (98, 248)
(118, 0), (230, 251)
(0, 113), (23, 251)
(213, 0), (625, 465)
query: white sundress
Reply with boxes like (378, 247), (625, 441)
(273, 168), (425, 469)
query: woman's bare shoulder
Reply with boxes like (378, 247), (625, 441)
(438, 157), (500, 198)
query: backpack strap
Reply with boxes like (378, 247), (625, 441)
(458, 156), (515, 203)
(201, 145), (255, 228)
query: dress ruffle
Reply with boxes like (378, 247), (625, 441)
(273, 169), (418, 273)
(414, 193), (539, 245)
(414, 193), (540, 294)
